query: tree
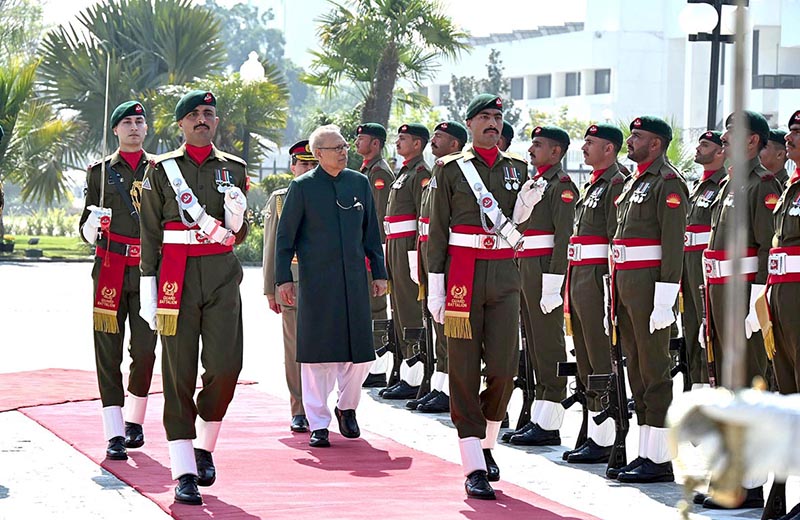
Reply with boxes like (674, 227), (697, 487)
(307, 0), (469, 128)
(0, 0), (43, 61)
(527, 106), (592, 140)
(617, 118), (696, 178)
(202, 0), (285, 70)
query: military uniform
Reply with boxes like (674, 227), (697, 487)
(776, 168), (789, 186)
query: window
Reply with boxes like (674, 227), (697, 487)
(510, 77), (524, 100)
(565, 72), (581, 96)
(594, 69), (611, 94)
(438, 84), (450, 104)
(536, 75), (551, 99)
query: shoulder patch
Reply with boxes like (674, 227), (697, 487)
(764, 193), (779, 210)
(421, 177), (430, 188)
(374, 178), (386, 190)
(217, 150), (247, 166)
(429, 176), (437, 189)
(561, 189), (575, 203)
(666, 192), (681, 208)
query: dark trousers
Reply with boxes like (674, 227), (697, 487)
(420, 240), (448, 373)
(771, 283), (800, 393)
(681, 251), (709, 384)
(387, 236), (422, 358)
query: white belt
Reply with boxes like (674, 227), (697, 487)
(612, 244), (662, 263)
(704, 256), (758, 279)
(567, 243), (608, 262)
(384, 219), (417, 235)
(768, 253), (800, 275)
(519, 234), (555, 251)
(418, 221), (429, 236)
(163, 229), (218, 245)
(684, 231), (711, 247)
(448, 232), (514, 250)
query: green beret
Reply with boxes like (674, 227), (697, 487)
(699, 130), (723, 147)
(531, 125), (570, 148)
(175, 90), (216, 121)
(768, 129), (787, 145)
(434, 121), (468, 144)
(466, 93), (503, 120)
(501, 121), (514, 143)
(110, 100), (146, 128)
(289, 140), (316, 161)
(356, 123), (387, 141)
(584, 123), (622, 148)
(789, 110), (800, 128)
(630, 116), (672, 142)
(398, 123), (429, 143)
(724, 110), (769, 143)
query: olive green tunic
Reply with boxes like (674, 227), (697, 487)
(419, 177), (448, 373)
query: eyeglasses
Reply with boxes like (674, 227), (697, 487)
(317, 144), (350, 153)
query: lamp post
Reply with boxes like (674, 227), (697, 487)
(238, 51), (266, 168)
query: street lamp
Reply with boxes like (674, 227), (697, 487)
(238, 51), (266, 167)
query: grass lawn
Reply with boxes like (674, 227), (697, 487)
(0, 235), (93, 260)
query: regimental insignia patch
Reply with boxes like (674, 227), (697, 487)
(764, 193), (780, 210)
(142, 177), (152, 190)
(421, 177), (430, 188)
(561, 190), (575, 203)
(429, 176), (437, 189)
(374, 178), (385, 190)
(666, 193), (682, 208)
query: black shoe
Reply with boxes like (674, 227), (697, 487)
(381, 380), (419, 400)
(509, 424), (560, 446)
(309, 428), (330, 447)
(362, 373), (387, 388)
(406, 390), (439, 410)
(378, 382), (401, 397)
(500, 412), (509, 429)
(290, 415), (309, 433)
(693, 492), (707, 505)
(194, 448), (216, 487)
(483, 449), (499, 482)
(562, 440), (588, 461)
(779, 501), (800, 520)
(607, 456), (645, 480)
(106, 436), (128, 460)
(174, 474), (202, 505)
(501, 421), (533, 443)
(703, 486), (764, 510)
(417, 392), (450, 413)
(124, 422), (144, 449)
(465, 470), (496, 500)
(617, 459), (674, 484)
(567, 439), (612, 464)
(335, 407), (360, 439)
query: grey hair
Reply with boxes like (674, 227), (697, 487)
(308, 124), (343, 153)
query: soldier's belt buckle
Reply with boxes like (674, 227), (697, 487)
(383, 221), (391, 235)
(768, 253), (787, 275)
(567, 243), (581, 261)
(684, 232), (693, 247)
(126, 244), (141, 258)
(611, 244), (626, 263)
(195, 231), (210, 244)
(477, 234), (498, 250)
(704, 258), (721, 279)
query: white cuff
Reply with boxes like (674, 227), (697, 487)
(481, 420), (502, 450)
(124, 394), (148, 425)
(459, 437), (486, 476)
(168, 439), (197, 479)
(195, 417), (222, 452)
(653, 282), (680, 307)
(536, 400), (565, 430)
(101, 406), (125, 440)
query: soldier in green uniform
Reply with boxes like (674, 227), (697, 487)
(428, 94), (543, 499)
(682, 131), (726, 387)
(354, 123), (396, 388)
(609, 116), (688, 484)
(139, 90), (249, 506)
(263, 140), (318, 433)
(560, 123), (626, 464)
(79, 101), (157, 461)
(380, 123), (430, 399)
(761, 129), (790, 185)
(498, 121), (514, 152)
(509, 125), (577, 447)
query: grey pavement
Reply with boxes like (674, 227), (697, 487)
(0, 262), (795, 519)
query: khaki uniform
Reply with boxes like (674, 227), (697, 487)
(614, 156), (688, 427)
(681, 168), (726, 385)
(419, 180), (447, 372)
(263, 188), (303, 416)
(568, 164), (625, 411)
(518, 164), (577, 402)
(428, 146), (527, 439)
(79, 150), (157, 408)
(776, 167), (789, 186)
(140, 145), (247, 441)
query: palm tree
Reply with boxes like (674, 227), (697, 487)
(307, 0), (469, 128)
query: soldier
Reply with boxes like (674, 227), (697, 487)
(560, 124), (626, 464)
(354, 123), (396, 388)
(139, 90), (249, 505)
(498, 121), (514, 152)
(682, 131), (726, 387)
(608, 116), (688, 484)
(761, 129), (790, 185)
(509, 125), (577, 447)
(263, 140), (318, 433)
(380, 123), (430, 400)
(428, 94), (542, 499)
(406, 121), (468, 414)
(78, 101), (157, 461)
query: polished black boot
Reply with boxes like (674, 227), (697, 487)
(362, 373), (387, 388)
(509, 424), (560, 446)
(309, 428), (330, 447)
(417, 391), (449, 413)
(483, 449), (499, 482)
(567, 439), (612, 464)
(378, 382), (401, 397)
(124, 422), (144, 449)
(194, 448), (216, 487)
(465, 470), (495, 500)
(501, 421), (533, 443)
(406, 390), (439, 410)
(561, 440), (588, 461)
(174, 474), (202, 505)
(290, 415), (309, 433)
(703, 486), (764, 509)
(616, 459), (674, 484)
(607, 456), (645, 480)
(381, 380), (419, 400)
(106, 436), (128, 460)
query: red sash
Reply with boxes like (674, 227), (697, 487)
(93, 232), (141, 333)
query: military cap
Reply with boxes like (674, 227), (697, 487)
(289, 140), (316, 162)
(768, 129), (787, 145)
(699, 130), (723, 147)
(789, 110), (800, 128)
(501, 121), (514, 143)
(398, 123), (430, 143)
(434, 121), (468, 144)
(724, 110), (769, 144)
(466, 94), (503, 120)
(630, 116), (672, 142)
(110, 100), (146, 128)
(175, 90), (216, 121)
(357, 123), (387, 142)
(532, 125), (570, 148)
(584, 123), (623, 148)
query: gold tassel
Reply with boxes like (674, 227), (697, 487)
(763, 327), (776, 360)
(418, 282), (426, 302)
(564, 312), (573, 337)
(386, 280), (392, 295)
(444, 315), (472, 339)
(754, 289), (775, 359)
(678, 291), (684, 314)
(157, 311), (179, 336)
(93, 311), (119, 334)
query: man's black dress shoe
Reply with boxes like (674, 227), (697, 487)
(483, 449), (500, 482)
(617, 459), (674, 484)
(194, 448), (216, 487)
(778, 501), (800, 520)
(124, 422), (144, 449)
(362, 373), (387, 388)
(381, 380), (419, 400)
(174, 474), (202, 505)
(509, 424), (560, 446)
(562, 440), (588, 461)
(335, 407), (360, 439)
(567, 439), (612, 464)
(406, 390), (439, 410)
(703, 486), (764, 509)
(465, 470), (496, 500)
(693, 492), (707, 505)
(309, 428), (330, 447)
(106, 436), (128, 460)
(290, 415), (309, 433)
(417, 391), (449, 413)
(501, 421), (533, 442)
(378, 382), (401, 397)
(606, 456), (645, 479)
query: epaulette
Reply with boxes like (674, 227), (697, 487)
(434, 151), (465, 167)
(272, 187), (289, 197)
(87, 154), (113, 171)
(761, 172), (775, 182)
(559, 172), (572, 183)
(154, 149), (184, 163)
(500, 150), (528, 164)
(611, 175), (625, 186)
(416, 163), (429, 173)
(661, 170), (679, 181)
(217, 150), (247, 166)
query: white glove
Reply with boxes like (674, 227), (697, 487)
(649, 282), (679, 333)
(602, 274), (610, 336)
(512, 178), (546, 224)
(745, 284), (765, 339)
(539, 273), (564, 314)
(427, 272), (446, 324)
(138, 276), (157, 331)
(698, 321), (707, 349)
(81, 205), (111, 244)
(408, 250), (419, 285)
(224, 186), (247, 232)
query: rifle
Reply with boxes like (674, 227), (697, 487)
(669, 313), (690, 392)
(588, 274), (631, 477)
(558, 360), (588, 450)
(402, 303), (434, 399)
(373, 319), (401, 388)
(515, 309), (535, 431)
(698, 284), (718, 388)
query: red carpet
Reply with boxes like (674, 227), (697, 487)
(21, 384), (599, 520)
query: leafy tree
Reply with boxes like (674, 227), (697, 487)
(616, 118), (696, 178)
(303, 105), (365, 170)
(0, 0), (43, 61)
(527, 106), (592, 140)
(202, 0), (285, 69)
